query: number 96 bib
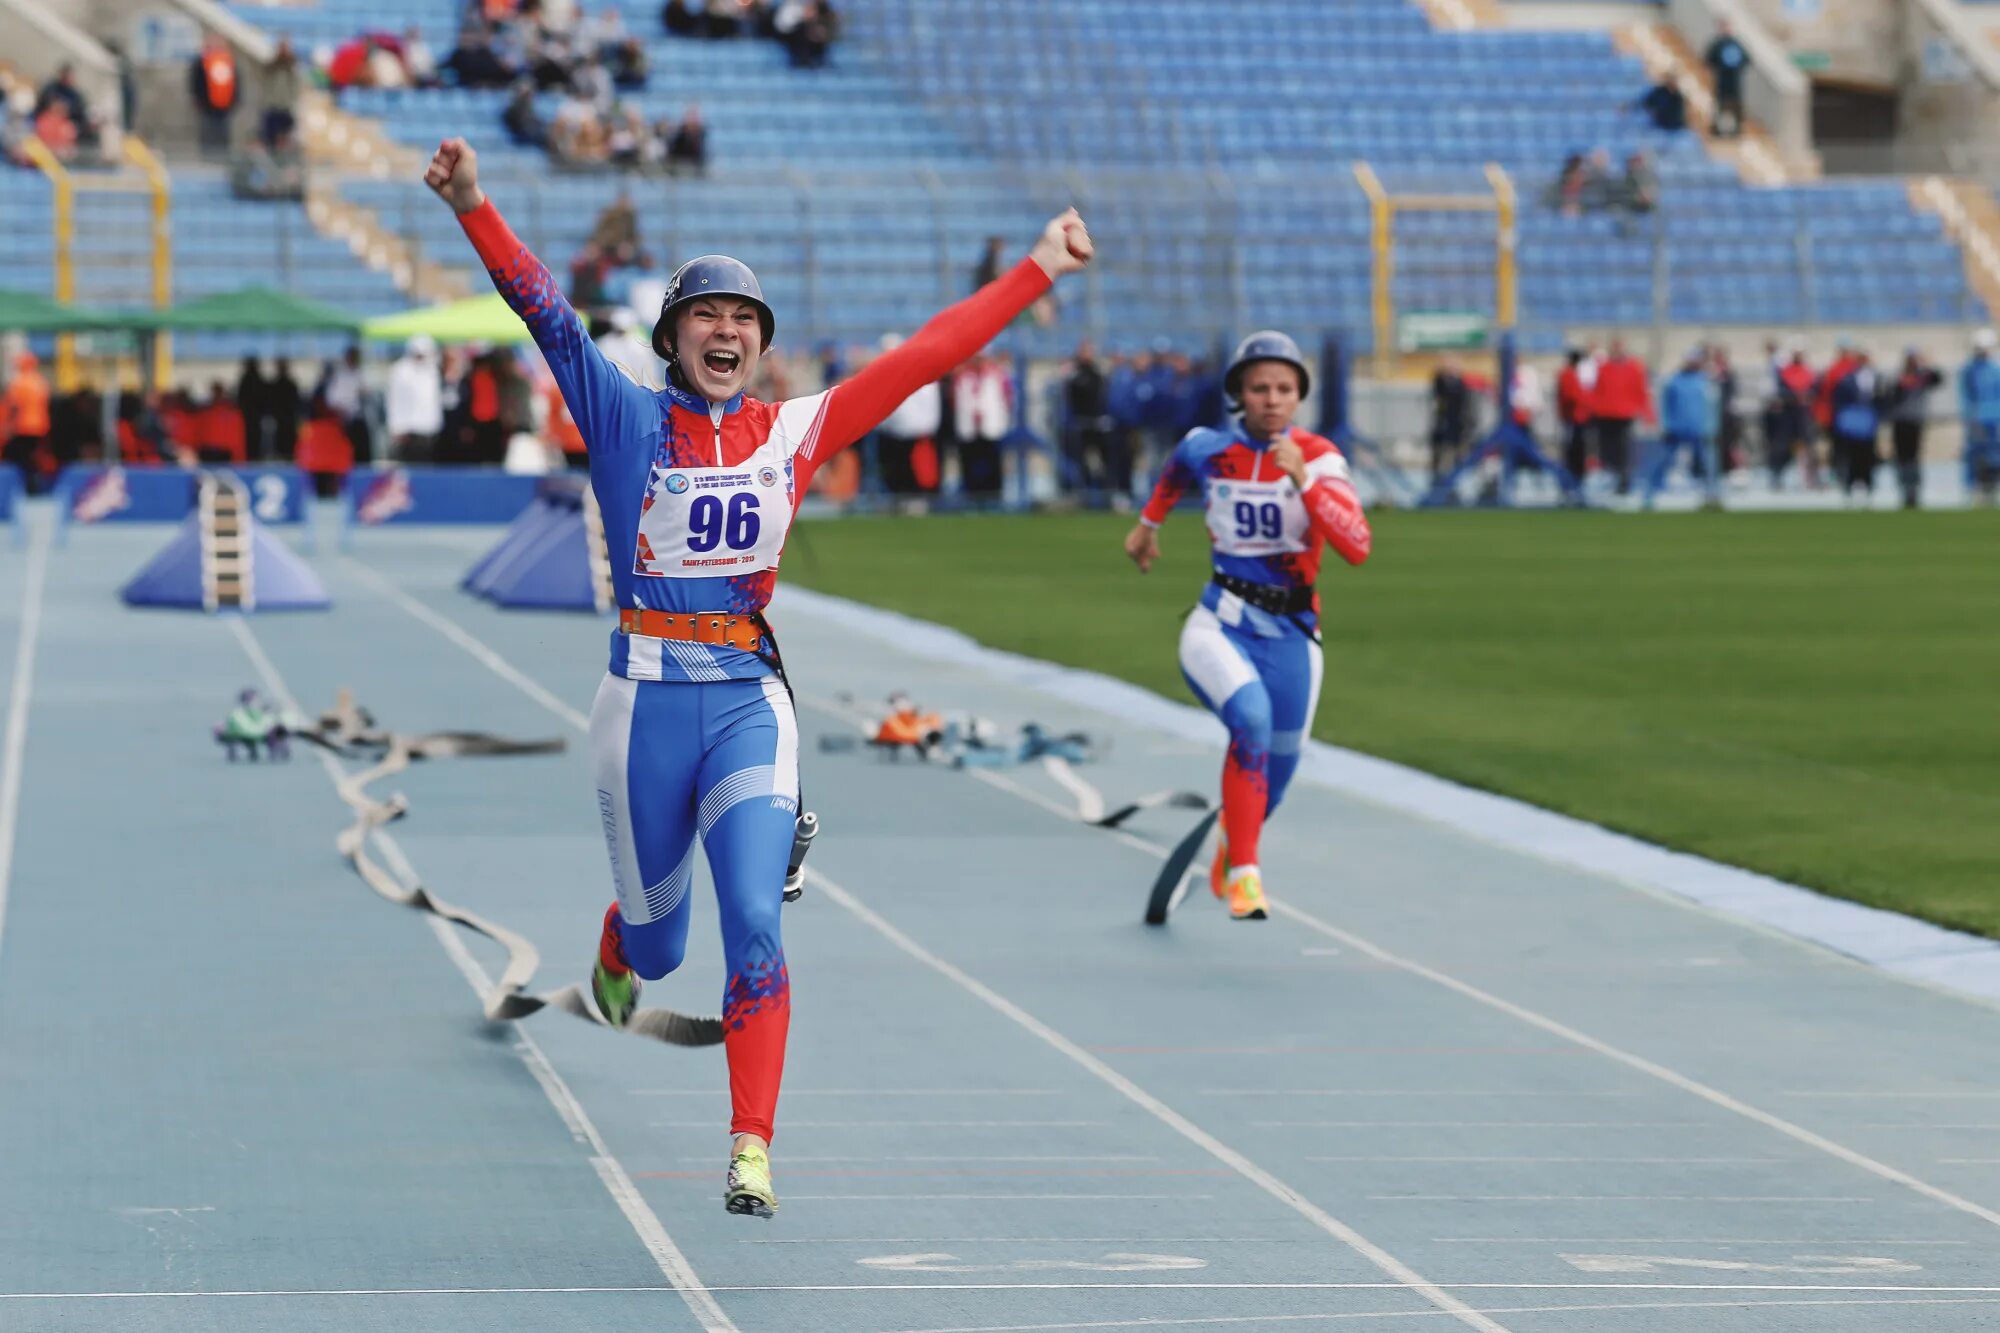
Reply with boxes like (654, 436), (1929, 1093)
(634, 458), (792, 578)
(1204, 478), (1307, 557)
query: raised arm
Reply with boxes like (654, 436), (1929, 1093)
(798, 210), (1092, 465)
(425, 138), (651, 458)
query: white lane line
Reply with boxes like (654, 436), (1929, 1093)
(682, 1156), (1162, 1164)
(811, 868), (1510, 1333)
(885, 1297), (2000, 1333)
(1435, 1238), (1971, 1246)
(1041, 755), (1107, 822)
(1785, 1092), (2000, 1100)
(742, 1237), (1279, 1245)
(955, 761), (2000, 1234)
(652, 1121), (1112, 1129)
(634, 1088), (1062, 1097)
(17, 1282), (2000, 1300)
(343, 560), (1516, 1330)
(1306, 1158), (1786, 1165)
(227, 618), (736, 1333)
(1202, 1091), (1640, 1099)
(1255, 1123), (1703, 1130)
(780, 1194), (1212, 1202)
(0, 516), (50, 965)
(1369, 1196), (1873, 1204)
(338, 557), (590, 731)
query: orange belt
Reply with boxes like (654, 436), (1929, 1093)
(617, 608), (764, 653)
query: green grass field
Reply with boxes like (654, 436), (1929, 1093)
(789, 510), (2000, 938)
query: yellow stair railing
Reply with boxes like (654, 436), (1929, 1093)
(21, 136), (78, 391)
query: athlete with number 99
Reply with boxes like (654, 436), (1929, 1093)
(425, 137), (1092, 1217)
(1122, 332), (1372, 921)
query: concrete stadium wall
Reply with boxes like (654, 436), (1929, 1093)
(1736, 0), (1897, 89)
(1897, 0), (2000, 171)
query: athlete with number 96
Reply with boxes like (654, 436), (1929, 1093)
(1121, 332), (1372, 921)
(425, 137), (1092, 1217)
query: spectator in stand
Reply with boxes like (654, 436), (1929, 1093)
(232, 125), (305, 199)
(1814, 335), (1860, 481)
(1556, 347), (1594, 485)
(197, 381), (247, 464)
(1708, 344), (1739, 478)
(33, 64), (98, 156)
(1827, 350), (1881, 503)
(462, 349), (506, 464)
(1428, 356), (1473, 480)
(1062, 339), (1123, 505)
(1635, 77), (1686, 134)
(590, 191), (638, 250)
(610, 38), (649, 89)
(189, 33), (239, 159)
(1613, 151), (1657, 220)
(3, 352), (51, 492)
(1643, 347), (1719, 509)
(1883, 347), (1942, 510)
(502, 80), (547, 146)
(952, 352), (1012, 504)
(664, 0), (699, 36)
(237, 357), (270, 460)
(1, 73), (36, 168)
(387, 334), (445, 463)
(595, 307), (657, 386)
(702, 0), (749, 39)
(403, 26), (440, 88)
(872, 334), (944, 508)
(580, 6), (626, 57)
(779, 0), (835, 67)
(268, 358), (302, 460)
(608, 103), (646, 167)
(1705, 19), (1749, 139)
(1590, 337), (1653, 494)
(261, 39), (303, 147)
(447, 25), (516, 89)
(572, 52), (614, 109)
(667, 104), (707, 174)
(1959, 328), (2000, 506)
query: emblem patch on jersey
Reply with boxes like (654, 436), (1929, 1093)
(664, 472), (691, 495)
(757, 466), (778, 488)
(1215, 483), (1231, 499)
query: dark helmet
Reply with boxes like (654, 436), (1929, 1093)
(1224, 329), (1311, 404)
(651, 255), (776, 363)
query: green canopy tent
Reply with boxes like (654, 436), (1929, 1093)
(360, 294), (532, 347)
(0, 288), (115, 333)
(125, 286), (363, 334)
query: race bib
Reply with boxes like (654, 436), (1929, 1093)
(1204, 477), (1308, 557)
(634, 457), (792, 578)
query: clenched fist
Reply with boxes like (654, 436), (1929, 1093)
(1030, 207), (1095, 280)
(424, 137), (485, 215)
(1123, 521), (1160, 574)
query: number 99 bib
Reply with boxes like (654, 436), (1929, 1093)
(634, 458), (792, 578)
(1204, 478), (1307, 557)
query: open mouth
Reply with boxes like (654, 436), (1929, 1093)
(702, 350), (741, 375)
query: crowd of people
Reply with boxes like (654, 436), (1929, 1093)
(1, 63), (118, 171)
(1427, 332), (1999, 509)
(662, 0), (840, 67)
(1548, 148), (1658, 222)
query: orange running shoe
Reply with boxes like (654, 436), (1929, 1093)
(1225, 866), (1268, 921)
(1209, 827), (1230, 899)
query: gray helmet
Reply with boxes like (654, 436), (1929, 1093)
(651, 255), (775, 362)
(1224, 329), (1311, 404)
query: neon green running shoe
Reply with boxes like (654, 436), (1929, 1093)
(592, 959), (640, 1027)
(724, 1140), (778, 1218)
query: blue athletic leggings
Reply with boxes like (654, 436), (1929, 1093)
(590, 672), (798, 1141)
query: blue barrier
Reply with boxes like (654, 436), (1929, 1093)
(339, 468), (546, 547)
(0, 464), (20, 548)
(52, 465), (317, 548)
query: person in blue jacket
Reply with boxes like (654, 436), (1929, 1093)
(1829, 350), (1883, 502)
(1960, 329), (2000, 505)
(1642, 347), (1719, 509)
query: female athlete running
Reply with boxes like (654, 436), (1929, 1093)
(1122, 332), (1372, 920)
(425, 138), (1092, 1216)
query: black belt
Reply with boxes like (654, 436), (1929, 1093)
(1211, 573), (1314, 616)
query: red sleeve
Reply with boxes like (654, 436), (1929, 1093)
(1297, 436), (1371, 566)
(803, 258), (1051, 460)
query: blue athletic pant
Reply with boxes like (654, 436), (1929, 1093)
(590, 672), (798, 1141)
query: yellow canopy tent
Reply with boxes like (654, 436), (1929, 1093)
(360, 294), (533, 347)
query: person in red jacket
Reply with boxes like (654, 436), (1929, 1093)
(1813, 337), (1861, 491)
(1556, 347), (1595, 486)
(1589, 338), (1654, 495)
